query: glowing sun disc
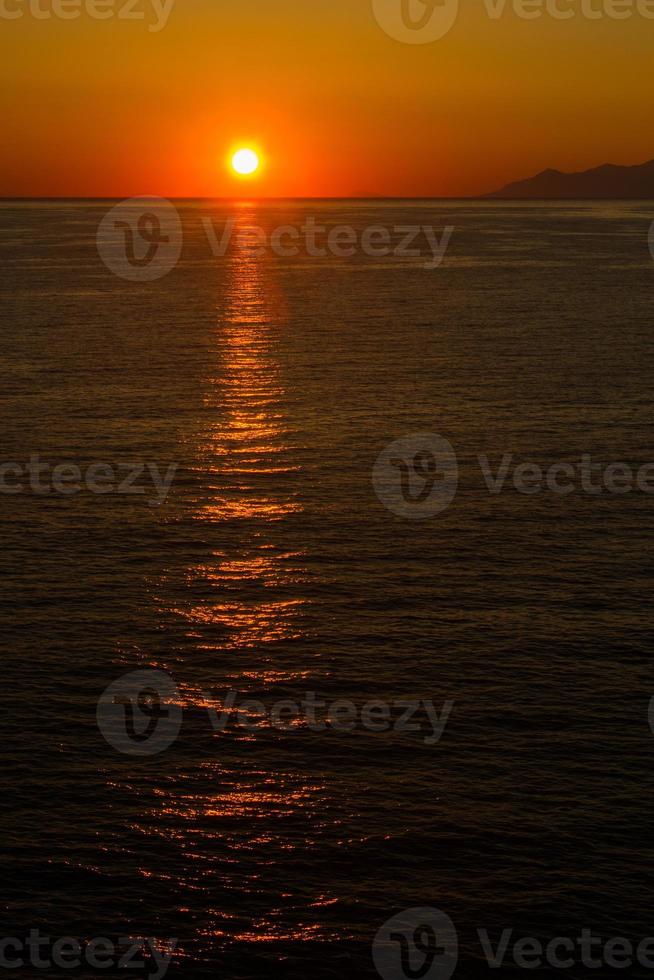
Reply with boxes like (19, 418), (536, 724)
(231, 148), (260, 176)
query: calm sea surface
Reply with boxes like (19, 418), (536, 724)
(2, 201), (654, 978)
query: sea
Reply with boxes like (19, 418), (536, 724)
(2, 200), (654, 978)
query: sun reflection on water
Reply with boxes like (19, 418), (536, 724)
(179, 206), (310, 651)
(136, 207), (339, 952)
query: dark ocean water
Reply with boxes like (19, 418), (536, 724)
(2, 200), (654, 978)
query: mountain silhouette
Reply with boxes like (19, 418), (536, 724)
(486, 159), (654, 198)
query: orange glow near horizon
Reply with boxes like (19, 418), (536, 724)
(0, 4), (652, 197)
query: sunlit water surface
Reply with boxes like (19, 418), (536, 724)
(2, 201), (654, 978)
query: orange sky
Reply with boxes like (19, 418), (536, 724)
(1, 0), (652, 197)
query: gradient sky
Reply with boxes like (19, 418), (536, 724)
(1, 0), (652, 197)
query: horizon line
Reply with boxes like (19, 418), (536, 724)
(2, 195), (654, 202)
(0, 195), (479, 201)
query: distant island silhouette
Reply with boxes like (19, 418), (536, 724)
(486, 158), (654, 199)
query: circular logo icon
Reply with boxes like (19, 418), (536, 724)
(96, 197), (182, 281)
(97, 669), (182, 756)
(371, 0), (459, 43)
(373, 907), (458, 980)
(373, 433), (458, 519)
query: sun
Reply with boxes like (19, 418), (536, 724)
(231, 148), (260, 177)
